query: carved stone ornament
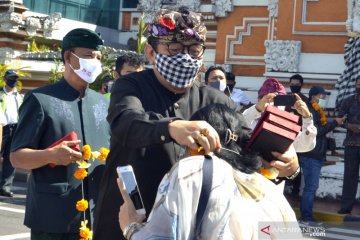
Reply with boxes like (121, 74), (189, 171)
(43, 12), (62, 37)
(138, 0), (200, 22)
(264, 40), (301, 72)
(0, 47), (15, 64)
(0, 12), (23, 32)
(211, 0), (233, 17)
(25, 17), (41, 36)
(268, 0), (279, 18)
(347, 0), (360, 34)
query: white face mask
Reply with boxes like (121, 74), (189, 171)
(318, 99), (327, 108)
(70, 52), (102, 84)
(209, 79), (227, 92)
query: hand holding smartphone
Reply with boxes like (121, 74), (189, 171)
(117, 165), (146, 215)
(273, 94), (296, 106)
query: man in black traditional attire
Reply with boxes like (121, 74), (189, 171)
(10, 28), (110, 239)
(94, 7), (299, 240)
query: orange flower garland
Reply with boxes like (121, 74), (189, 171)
(76, 199), (89, 212)
(82, 144), (91, 161)
(74, 168), (88, 180)
(75, 145), (109, 240)
(98, 147), (110, 161)
(80, 220), (93, 240)
(311, 102), (327, 125)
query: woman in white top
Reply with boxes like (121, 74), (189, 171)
(243, 78), (317, 153)
(117, 104), (303, 240)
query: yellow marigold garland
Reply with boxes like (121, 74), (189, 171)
(80, 220), (93, 240)
(76, 199), (89, 212)
(74, 169), (88, 180)
(98, 147), (110, 161)
(82, 145), (92, 161)
(75, 145), (109, 239)
(260, 167), (279, 180)
(311, 102), (327, 126)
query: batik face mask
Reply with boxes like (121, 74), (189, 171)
(70, 52), (102, 84)
(155, 53), (202, 88)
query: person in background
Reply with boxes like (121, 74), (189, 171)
(288, 74), (308, 102)
(225, 71), (251, 111)
(0, 69), (23, 197)
(337, 78), (360, 214)
(286, 73), (309, 197)
(117, 104), (302, 240)
(105, 53), (145, 99)
(0, 109), (4, 185)
(98, 75), (114, 95)
(204, 65), (227, 92)
(243, 78), (316, 153)
(10, 28), (110, 239)
(93, 7), (300, 240)
(114, 52), (145, 79)
(298, 86), (344, 225)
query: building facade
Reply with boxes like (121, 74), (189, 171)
(0, 0), (352, 107)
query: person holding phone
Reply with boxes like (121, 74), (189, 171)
(116, 165), (146, 215)
(116, 104), (302, 240)
(93, 9), (299, 240)
(243, 78), (317, 153)
(298, 86), (344, 225)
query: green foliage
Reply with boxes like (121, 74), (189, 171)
(137, 14), (147, 55)
(48, 59), (64, 84)
(89, 47), (116, 91)
(27, 38), (51, 52)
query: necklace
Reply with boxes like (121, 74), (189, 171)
(311, 102), (327, 126)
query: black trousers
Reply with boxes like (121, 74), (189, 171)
(0, 124), (17, 191)
(340, 146), (360, 211)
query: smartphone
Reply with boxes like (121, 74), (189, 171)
(273, 94), (296, 106)
(116, 165), (146, 215)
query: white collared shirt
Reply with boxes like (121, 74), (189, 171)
(2, 87), (21, 125)
(0, 109), (6, 126)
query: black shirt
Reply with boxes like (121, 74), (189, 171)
(94, 69), (237, 239)
(338, 94), (360, 147)
(11, 79), (110, 233)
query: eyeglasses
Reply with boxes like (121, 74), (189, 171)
(156, 41), (206, 58)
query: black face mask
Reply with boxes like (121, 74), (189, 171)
(290, 85), (301, 93)
(227, 84), (235, 93)
(6, 79), (18, 88)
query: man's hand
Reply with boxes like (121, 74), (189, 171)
(334, 116), (346, 126)
(348, 123), (360, 133)
(268, 145), (299, 178)
(292, 94), (311, 118)
(255, 93), (277, 112)
(168, 120), (221, 154)
(50, 140), (82, 165)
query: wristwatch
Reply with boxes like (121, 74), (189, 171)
(123, 222), (143, 240)
(285, 167), (300, 180)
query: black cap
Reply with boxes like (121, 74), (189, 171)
(4, 69), (18, 78)
(62, 28), (103, 51)
(309, 86), (330, 99)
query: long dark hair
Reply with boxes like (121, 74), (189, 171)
(190, 104), (261, 173)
